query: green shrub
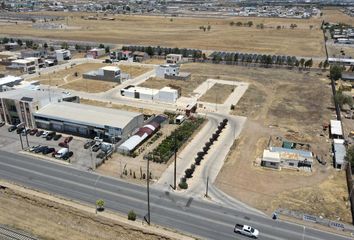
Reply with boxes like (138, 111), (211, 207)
(179, 181), (188, 189)
(128, 210), (136, 221)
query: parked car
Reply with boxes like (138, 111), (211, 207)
(16, 127), (24, 134)
(234, 224), (259, 239)
(34, 146), (48, 154)
(41, 131), (50, 138)
(96, 151), (106, 159)
(29, 128), (38, 135)
(84, 140), (95, 149)
(58, 142), (69, 148)
(54, 148), (69, 159)
(92, 143), (101, 152)
(36, 130), (44, 137)
(0, 122), (5, 127)
(21, 128), (30, 136)
(42, 147), (55, 155)
(53, 134), (62, 141)
(8, 125), (16, 132)
(46, 131), (56, 140)
(64, 136), (73, 143)
(62, 151), (73, 160)
(29, 145), (41, 152)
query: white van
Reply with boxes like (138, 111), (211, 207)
(55, 148), (69, 159)
(175, 115), (185, 124)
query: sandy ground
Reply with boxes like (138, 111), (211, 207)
(80, 98), (157, 115)
(176, 63), (352, 222)
(322, 8), (354, 25)
(0, 182), (191, 240)
(198, 83), (235, 104)
(31, 63), (151, 93)
(0, 11), (325, 57)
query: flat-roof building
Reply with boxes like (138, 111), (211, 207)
(0, 76), (23, 92)
(83, 66), (121, 83)
(330, 120), (343, 139)
(121, 85), (179, 103)
(333, 138), (346, 170)
(34, 101), (144, 140)
(0, 88), (62, 128)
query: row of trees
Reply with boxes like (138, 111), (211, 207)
(210, 52), (317, 69)
(122, 45), (203, 58)
(199, 25), (211, 32)
(229, 21), (253, 27)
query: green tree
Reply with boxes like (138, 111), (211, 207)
(330, 65), (343, 80)
(49, 46), (54, 51)
(318, 61), (323, 69)
(207, 25), (211, 31)
(96, 199), (105, 211)
(276, 25), (281, 30)
(345, 145), (354, 168)
(61, 42), (68, 50)
(229, 21), (235, 26)
(2, 37), (9, 44)
(323, 60), (329, 69)
(99, 43), (105, 49)
(247, 21), (253, 27)
(146, 46), (153, 56)
(75, 44), (80, 51)
(105, 46), (110, 53)
(299, 58), (305, 68)
(43, 42), (48, 49)
(335, 90), (353, 109)
(236, 21), (243, 26)
(16, 39), (23, 46)
(128, 210), (136, 221)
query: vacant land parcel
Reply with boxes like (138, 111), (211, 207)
(0, 12), (325, 57)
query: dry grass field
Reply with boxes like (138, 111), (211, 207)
(198, 83), (235, 104)
(0, 11), (326, 57)
(33, 63), (107, 86)
(119, 64), (152, 78)
(62, 79), (117, 93)
(174, 63), (347, 222)
(322, 8), (354, 25)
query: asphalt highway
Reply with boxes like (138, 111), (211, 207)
(0, 151), (351, 240)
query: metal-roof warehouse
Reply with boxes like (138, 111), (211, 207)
(34, 101), (144, 141)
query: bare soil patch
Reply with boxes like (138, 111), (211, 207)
(119, 64), (152, 78)
(2, 12), (325, 57)
(62, 79), (117, 93)
(0, 186), (174, 240)
(198, 83), (235, 104)
(322, 8), (354, 25)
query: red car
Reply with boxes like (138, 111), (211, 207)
(64, 136), (73, 143)
(58, 142), (68, 148)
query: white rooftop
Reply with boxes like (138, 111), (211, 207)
(12, 59), (32, 64)
(0, 76), (23, 85)
(262, 149), (280, 162)
(125, 86), (159, 95)
(35, 101), (142, 129)
(160, 86), (178, 93)
(101, 66), (120, 71)
(330, 120), (343, 136)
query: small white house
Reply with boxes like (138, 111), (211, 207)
(55, 49), (71, 61)
(166, 54), (183, 64)
(9, 59), (36, 73)
(158, 87), (179, 103)
(156, 64), (180, 78)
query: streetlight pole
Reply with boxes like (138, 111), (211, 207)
(170, 131), (177, 190)
(145, 157), (151, 225)
(205, 176), (209, 197)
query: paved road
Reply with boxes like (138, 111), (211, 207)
(0, 151), (351, 240)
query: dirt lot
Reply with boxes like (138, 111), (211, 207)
(62, 79), (117, 93)
(33, 63), (107, 86)
(176, 63), (349, 222)
(198, 83), (235, 104)
(80, 98), (157, 115)
(322, 8), (354, 25)
(0, 184), (179, 240)
(119, 64), (153, 78)
(0, 11), (325, 57)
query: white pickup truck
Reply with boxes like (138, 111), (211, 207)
(234, 224), (259, 238)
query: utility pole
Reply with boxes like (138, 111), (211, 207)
(24, 125), (29, 147)
(205, 176), (209, 197)
(170, 131), (177, 190)
(19, 132), (23, 150)
(145, 157), (151, 225)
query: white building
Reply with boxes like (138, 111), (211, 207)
(156, 64), (180, 78)
(166, 54), (183, 64)
(8, 59), (36, 73)
(330, 120), (343, 139)
(0, 76), (23, 91)
(158, 87), (179, 103)
(121, 86), (179, 103)
(55, 49), (71, 61)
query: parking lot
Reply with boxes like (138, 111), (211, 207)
(0, 124), (110, 170)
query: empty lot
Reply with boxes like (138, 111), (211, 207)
(0, 11), (326, 57)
